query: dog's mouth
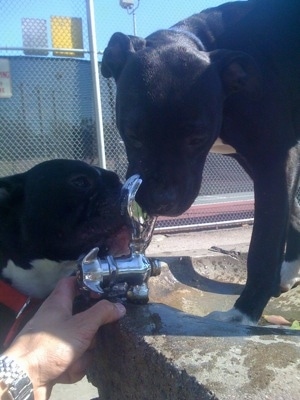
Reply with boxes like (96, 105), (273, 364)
(76, 191), (132, 257)
(78, 221), (132, 258)
(105, 224), (132, 257)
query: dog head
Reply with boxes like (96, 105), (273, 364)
(101, 31), (260, 216)
(0, 160), (131, 296)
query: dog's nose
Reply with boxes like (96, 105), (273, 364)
(137, 185), (182, 216)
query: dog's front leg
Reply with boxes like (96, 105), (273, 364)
(281, 223), (300, 291)
(236, 160), (291, 322)
(281, 144), (300, 291)
(209, 160), (289, 324)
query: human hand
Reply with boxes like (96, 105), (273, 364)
(3, 277), (126, 400)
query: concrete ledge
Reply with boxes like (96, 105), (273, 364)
(88, 228), (300, 399)
(90, 309), (218, 400)
(89, 300), (300, 400)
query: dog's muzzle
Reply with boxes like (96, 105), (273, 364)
(77, 175), (162, 304)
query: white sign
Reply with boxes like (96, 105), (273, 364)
(0, 59), (12, 98)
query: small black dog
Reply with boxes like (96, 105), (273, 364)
(0, 159), (130, 299)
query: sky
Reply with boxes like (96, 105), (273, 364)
(0, 0), (231, 58)
(96, 0), (226, 52)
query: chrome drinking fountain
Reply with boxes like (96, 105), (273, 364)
(77, 175), (161, 304)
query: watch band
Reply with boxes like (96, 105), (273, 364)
(0, 355), (34, 400)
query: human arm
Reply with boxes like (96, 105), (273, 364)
(0, 277), (126, 400)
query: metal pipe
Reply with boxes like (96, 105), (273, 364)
(132, 9), (137, 35)
(0, 46), (105, 54)
(86, 0), (106, 169)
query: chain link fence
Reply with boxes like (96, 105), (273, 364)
(0, 0), (99, 174)
(0, 0), (253, 232)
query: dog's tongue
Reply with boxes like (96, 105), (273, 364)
(107, 225), (132, 257)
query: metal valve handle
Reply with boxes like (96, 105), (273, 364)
(77, 175), (161, 303)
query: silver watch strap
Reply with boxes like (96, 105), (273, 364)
(0, 355), (34, 400)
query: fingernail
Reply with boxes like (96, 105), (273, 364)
(115, 302), (126, 316)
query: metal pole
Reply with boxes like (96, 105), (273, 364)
(132, 9), (137, 35)
(86, 0), (106, 168)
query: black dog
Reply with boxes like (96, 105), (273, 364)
(0, 159), (130, 299)
(101, 0), (300, 324)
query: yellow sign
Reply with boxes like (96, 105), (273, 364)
(0, 59), (12, 98)
(51, 16), (84, 57)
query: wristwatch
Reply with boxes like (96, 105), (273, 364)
(0, 356), (34, 400)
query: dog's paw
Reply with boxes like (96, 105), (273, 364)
(205, 308), (256, 326)
(280, 260), (300, 292)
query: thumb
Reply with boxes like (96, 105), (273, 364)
(72, 300), (126, 336)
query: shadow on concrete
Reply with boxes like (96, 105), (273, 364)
(166, 255), (245, 295)
(125, 302), (300, 338)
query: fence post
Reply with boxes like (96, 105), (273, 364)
(86, 0), (106, 169)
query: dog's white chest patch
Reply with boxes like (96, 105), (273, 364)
(210, 138), (236, 154)
(2, 259), (77, 298)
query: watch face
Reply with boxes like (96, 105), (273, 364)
(0, 356), (34, 400)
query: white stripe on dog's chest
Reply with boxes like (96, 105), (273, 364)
(2, 259), (77, 298)
(210, 138), (236, 154)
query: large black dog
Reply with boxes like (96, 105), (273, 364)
(0, 159), (130, 299)
(101, 0), (300, 324)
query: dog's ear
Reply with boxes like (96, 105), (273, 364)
(0, 174), (25, 206)
(209, 50), (261, 98)
(101, 32), (146, 81)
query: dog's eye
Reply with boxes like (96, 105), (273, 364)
(70, 175), (92, 190)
